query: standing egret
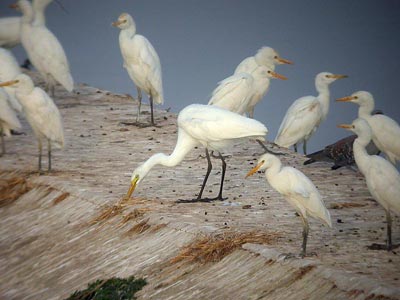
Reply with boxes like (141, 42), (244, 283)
(12, 0), (73, 96)
(337, 91), (400, 165)
(0, 74), (64, 172)
(208, 66), (287, 115)
(275, 72), (347, 154)
(0, 88), (21, 155)
(126, 104), (268, 201)
(246, 153), (332, 257)
(0, 47), (22, 112)
(338, 119), (400, 250)
(234, 47), (293, 118)
(113, 13), (164, 126)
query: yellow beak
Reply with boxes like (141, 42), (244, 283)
(245, 161), (264, 178)
(0, 80), (18, 87)
(337, 124), (354, 130)
(336, 96), (356, 102)
(277, 57), (293, 65)
(270, 71), (287, 80)
(112, 20), (124, 27)
(327, 74), (348, 79)
(126, 177), (139, 199)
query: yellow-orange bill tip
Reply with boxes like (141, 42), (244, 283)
(245, 161), (264, 178)
(0, 80), (18, 87)
(337, 124), (353, 129)
(126, 181), (136, 199)
(271, 71), (287, 80)
(277, 57), (293, 65)
(111, 21), (121, 27)
(336, 96), (355, 102)
(329, 74), (348, 79)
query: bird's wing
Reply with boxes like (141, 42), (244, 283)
(234, 57), (258, 74)
(208, 73), (252, 114)
(0, 90), (21, 131)
(178, 104), (267, 143)
(370, 115), (400, 155)
(27, 88), (64, 147)
(275, 96), (321, 147)
(0, 48), (21, 80)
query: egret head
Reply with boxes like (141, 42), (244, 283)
(316, 72), (348, 86)
(336, 91), (374, 107)
(0, 74), (34, 92)
(255, 47), (293, 68)
(126, 164), (148, 199)
(256, 66), (287, 80)
(245, 153), (279, 178)
(337, 118), (372, 139)
(112, 13), (134, 30)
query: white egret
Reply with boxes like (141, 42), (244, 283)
(246, 153), (332, 257)
(126, 104), (268, 201)
(0, 74), (64, 172)
(0, 0), (52, 49)
(337, 91), (400, 165)
(12, 0), (73, 96)
(208, 66), (287, 115)
(234, 47), (293, 118)
(275, 72), (347, 154)
(0, 88), (21, 155)
(338, 118), (400, 250)
(0, 47), (22, 112)
(113, 13), (163, 126)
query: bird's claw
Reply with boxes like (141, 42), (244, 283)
(176, 196), (227, 203)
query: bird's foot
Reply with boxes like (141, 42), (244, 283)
(367, 243), (400, 251)
(176, 196), (227, 203)
(210, 152), (231, 159)
(278, 251), (317, 260)
(119, 121), (161, 128)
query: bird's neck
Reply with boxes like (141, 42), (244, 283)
(358, 102), (374, 119)
(32, 11), (46, 26)
(121, 25), (137, 39)
(21, 6), (34, 24)
(353, 137), (371, 175)
(315, 82), (330, 119)
(32, 0), (50, 26)
(139, 130), (198, 179)
(265, 159), (282, 179)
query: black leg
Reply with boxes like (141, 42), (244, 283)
(0, 126), (5, 156)
(386, 210), (392, 251)
(216, 152), (227, 200)
(136, 87), (142, 123)
(48, 140), (52, 172)
(256, 140), (286, 156)
(303, 140), (307, 155)
(300, 215), (309, 258)
(294, 144), (298, 153)
(38, 140), (42, 173)
(197, 148), (212, 200)
(150, 95), (155, 125)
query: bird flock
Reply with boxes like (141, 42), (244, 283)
(0, 2), (399, 257)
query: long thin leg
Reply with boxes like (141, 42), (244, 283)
(294, 144), (298, 153)
(216, 152), (227, 200)
(48, 139), (52, 172)
(38, 139), (42, 172)
(197, 148), (212, 200)
(0, 126), (5, 156)
(136, 87), (142, 123)
(150, 95), (155, 125)
(300, 215), (309, 257)
(248, 107), (255, 119)
(386, 209), (392, 250)
(303, 140), (307, 155)
(256, 140), (286, 156)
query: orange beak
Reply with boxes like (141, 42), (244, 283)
(112, 20), (124, 27)
(327, 74), (348, 79)
(270, 71), (287, 80)
(0, 79), (18, 87)
(276, 57), (293, 65)
(245, 161), (264, 178)
(336, 96), (356, 102)
(337, 124), (354, 130)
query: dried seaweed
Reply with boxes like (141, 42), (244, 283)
(0, 176), (31, 207)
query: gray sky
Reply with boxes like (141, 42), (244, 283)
(1, 0), (400, 153)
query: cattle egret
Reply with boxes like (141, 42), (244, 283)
(0, 88), (21, 155)
(0, 47), (22, 112)
(337, 91), (400, 164)
(0, 74), (64, 172)
(113, 13), (163, 125)
(246, 153), (332, 257)
(338, 118), (400, 250)
(275, 72), (347, 154)
(126, 104), (268, 201)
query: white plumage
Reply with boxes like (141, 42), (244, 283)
(0, 74), (64, 171)
(16, 0), (73, 95)
(208, 66), (287, 115)
(246, 153), (332, 256)
(339, 118), (400, 250)
(113, 13), (163, 125)
(337, 91), (400, 165)
(234, 47), (293, 117)
(275, 72), (347, 154)
(0, 88), (21, 155)
(126, 104), (268, 201)
(0, 47), (22, 112)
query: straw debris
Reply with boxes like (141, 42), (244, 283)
(125, 218), (151, 235)
(53, 192), (70, 205)
(171, 231), (280, 265)
(0, 176), (31, 207)
(330, 202), (367, 209)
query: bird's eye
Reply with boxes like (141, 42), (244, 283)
(135, 174), (139, 180)
(274, 56), (278, 59)
(354, 96), (358, 99)
(325, 75), (330, 78)
(267, 71), (271, 74)
(261, 160), (265, 163)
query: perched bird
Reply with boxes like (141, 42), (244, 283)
(275, 72), (347, 154)
(234, 47), (293, 118)
(208, 66), (287, 115)
(338, 118), (400, 250)
(246, 153), (332, 257)
(0, 47), (22, 112)
(0, 88), (21, 155)
(126, 104), (268, 201)
(0, 0), (52, 49)
(337, 91), (400, 165)
(0, 74), (64, 172)
(113, 13), (163, 125)
(13, 0), (73, 95)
